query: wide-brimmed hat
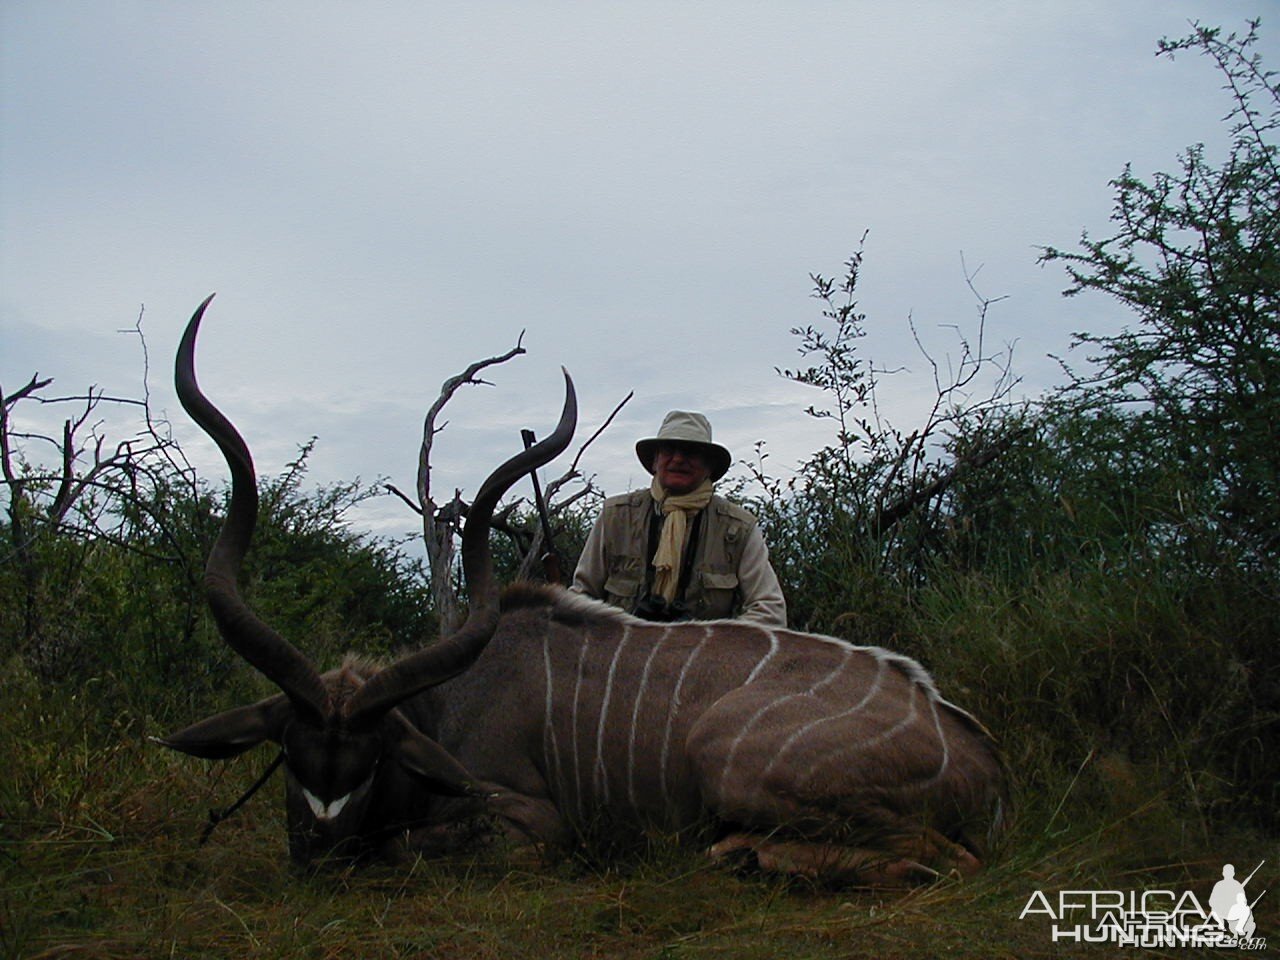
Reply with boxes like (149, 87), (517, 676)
(635, 410), (732, 482)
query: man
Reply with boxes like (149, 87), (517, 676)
(571, 410), (786, 625)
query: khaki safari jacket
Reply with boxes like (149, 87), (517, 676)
(571, 489), (787, 626)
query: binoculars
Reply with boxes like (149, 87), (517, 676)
(633, 594), (691, 623)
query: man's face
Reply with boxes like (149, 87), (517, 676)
(654, 443), (712, 496)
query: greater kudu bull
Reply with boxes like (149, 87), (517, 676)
(160, 297), (1007, 882)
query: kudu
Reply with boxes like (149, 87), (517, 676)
(160, 296), (1007, 882)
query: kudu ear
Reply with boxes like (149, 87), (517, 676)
(154, 695), (291, 760)
(390, 714), (486, 798)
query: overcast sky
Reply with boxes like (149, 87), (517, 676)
(2, 3), (1273, 545)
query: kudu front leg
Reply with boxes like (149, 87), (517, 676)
(708, 829), (982, 886)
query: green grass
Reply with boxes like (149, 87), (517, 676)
(3, 712), (1274, 960)
(4, 560), (1276, 959)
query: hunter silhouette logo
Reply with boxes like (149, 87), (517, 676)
(1208, 862), (1265, 942)
(1018, 859), (1268, 949)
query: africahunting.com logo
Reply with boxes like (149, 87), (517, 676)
(1019, 860), (1268, 950)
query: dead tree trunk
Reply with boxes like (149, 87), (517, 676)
(385, 343), (629, 633)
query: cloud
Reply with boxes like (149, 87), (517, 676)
(2, 1), (1267, 552)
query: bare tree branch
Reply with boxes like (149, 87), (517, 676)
(417, 332), (527, 512)
(383, 482), (423, 516)
(409, 334), (527, 634)
(543, 389), (632, 502)
(871, 425), (1034, 535)
(399, 337), (628, 625)
(1, 314), (196, 654)
(768, 242), (1025, 577)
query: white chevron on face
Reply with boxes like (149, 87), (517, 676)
(303, 789), (351, 822)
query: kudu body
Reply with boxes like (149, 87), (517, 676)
(161, 297), (1007, 881)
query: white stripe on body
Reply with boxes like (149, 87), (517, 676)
(919, 693), (952, 785)
(592, 623), (633, 804)
(543, 592), (964, 827)
(749, 654), (890, 806)
(626, 625), (671, 812)
(743, 630), (780, 684)
(715, 639), (854, 801)
(568, 632), (592, 819)
(658, 625), (711, 811)
(797, 676), (920, 789)
(541, 627), (564, 801)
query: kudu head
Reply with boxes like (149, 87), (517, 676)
(157, 295), (576, 864)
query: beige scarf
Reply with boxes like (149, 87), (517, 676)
(650, 477), (714, 604)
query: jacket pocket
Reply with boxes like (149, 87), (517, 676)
(695, 571), (739, 619)
(701, 572), (739, 592)
(604, 574), (642, 607)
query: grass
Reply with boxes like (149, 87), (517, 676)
(4, 562), (1276, 958)
(3, 717), (1274, 960)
